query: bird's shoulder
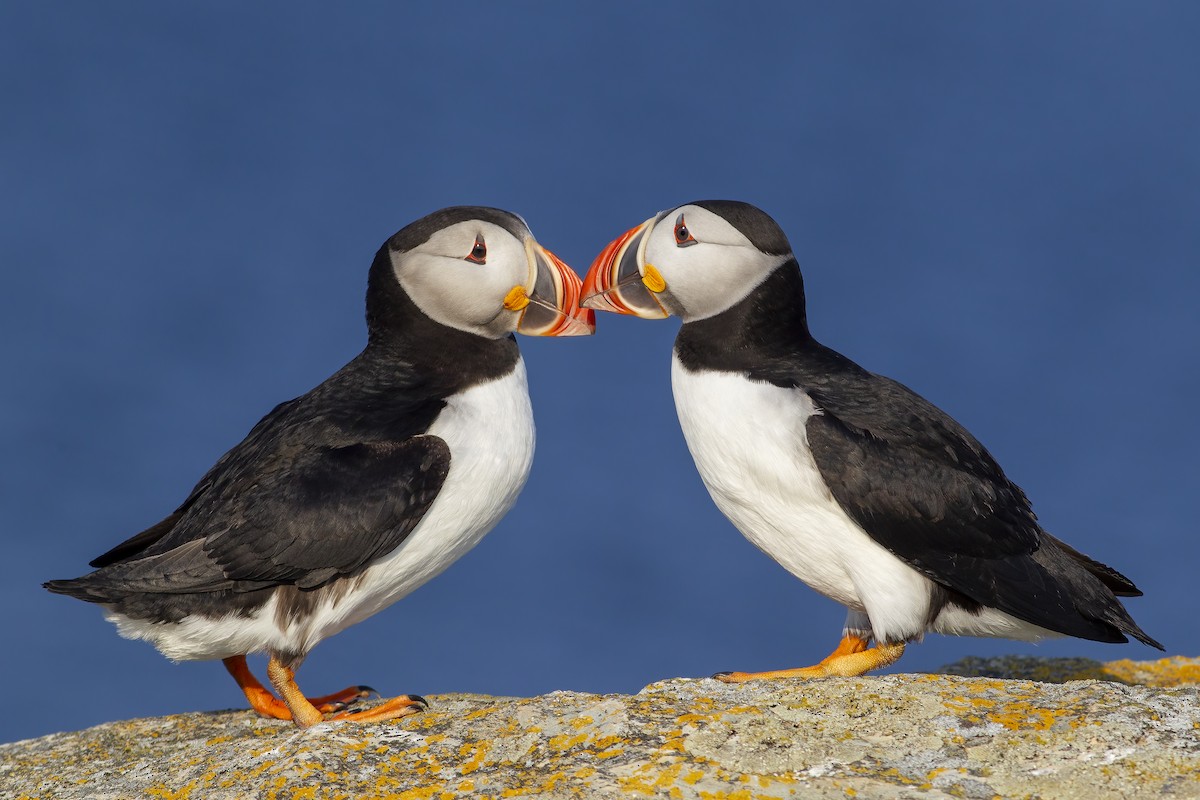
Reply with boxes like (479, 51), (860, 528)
(767, 342), (1018, 487)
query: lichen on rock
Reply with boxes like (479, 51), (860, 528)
(2, 657), (1197, 799)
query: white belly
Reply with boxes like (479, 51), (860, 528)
(110, 360), (536, 661)
(671, 356), (934, 644)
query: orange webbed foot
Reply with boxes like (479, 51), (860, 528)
(223, 655), (377, 723)
(714, 635), (905, 683)
(328, 694), (428, 724)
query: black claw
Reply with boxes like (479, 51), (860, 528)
(356, 685), (377, 697)
(408, 694), (429, 709)
(711, 671), (733, 679)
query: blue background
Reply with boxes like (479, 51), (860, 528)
(3, 3), (1197, 745)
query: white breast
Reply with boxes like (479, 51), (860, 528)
(291, 359), (536, 651)
(110, 360), (536, 661)
(670, 355), (935, 644)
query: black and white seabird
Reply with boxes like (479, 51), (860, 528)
(581, 199), (1160, 680)
(46, 207), (594, 726)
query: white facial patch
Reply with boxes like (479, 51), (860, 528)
(642, 205), (789, 322)
(392, 220), (532, 338)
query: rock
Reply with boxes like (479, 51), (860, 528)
(941, 654), (1200, 687)
(2, 657), (1197, 800)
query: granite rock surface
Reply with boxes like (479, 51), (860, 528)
(2, 656), (1197, 800)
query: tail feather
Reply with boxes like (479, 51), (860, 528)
(1044, 533), (1142, 597)
(1035, 534), (1162, 650)
(44, 576), (115, 604)
(1096, 604), (1164, 650)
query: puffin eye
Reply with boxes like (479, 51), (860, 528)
(674, 214), (697, 248)
(465, 235), (487, 264)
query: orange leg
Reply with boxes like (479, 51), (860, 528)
(222, 655), (373, 721)
(232, 654), (428, 729)
(266, 656), (325, 728)
(715, 634), (906, 683)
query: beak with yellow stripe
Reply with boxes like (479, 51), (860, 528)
(507, 240), (595, 336)
(580, 216), (669, 319)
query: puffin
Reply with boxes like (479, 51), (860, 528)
(581, 199), (1160, 680)
(46, 207), (595, 726)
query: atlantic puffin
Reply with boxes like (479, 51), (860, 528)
(47, 207), (594, 726)
(581, 199), (1160, 680)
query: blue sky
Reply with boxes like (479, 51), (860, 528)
(2, 3), (1197, 744)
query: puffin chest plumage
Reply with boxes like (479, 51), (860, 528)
(669, 354), (936, 641)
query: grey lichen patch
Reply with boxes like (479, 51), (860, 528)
(2, 657), (1198, 800)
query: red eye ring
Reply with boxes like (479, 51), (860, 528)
(674, 214), (697, 247)
(465, 235), (487, 264)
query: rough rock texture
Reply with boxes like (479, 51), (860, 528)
(2, 657), (1197, 800)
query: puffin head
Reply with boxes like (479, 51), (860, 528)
(376, 206), (595, 339)
(581, 200), (794, 323)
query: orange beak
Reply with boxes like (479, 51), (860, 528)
(513, 243), (596, 336)
(581, 218), (669, 319)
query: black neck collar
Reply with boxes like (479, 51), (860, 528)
(674, 260), (813, 373)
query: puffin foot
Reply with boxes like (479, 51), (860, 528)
(714, 636), (905, 682)
(307, 684), (378, 713)
(223, 655), (374, 722)
(328, 694), (429, 724)
(258, 655), (426, 729)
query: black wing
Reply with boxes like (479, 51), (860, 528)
(47, 436), (449, 600)
(86, 397), (306, 569)
(207, 436), (450, 589)
(801, 349), (1132, 642)
(48, 349), (459, 602)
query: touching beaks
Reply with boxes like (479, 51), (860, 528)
(511, 242), (596, 336)
(580, 218), (670, 319)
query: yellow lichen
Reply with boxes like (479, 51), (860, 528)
(145, 781), (198, 800)
(457, 741), (489, 775)
(985, 701), (1067, 731)
(388, 783), (447, 800)
(1104, 657), (1200, 687)
(547, 733), (588, 751)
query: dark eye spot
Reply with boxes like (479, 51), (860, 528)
(466, 235), (487, 264)
(674, 214), (697, 247)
